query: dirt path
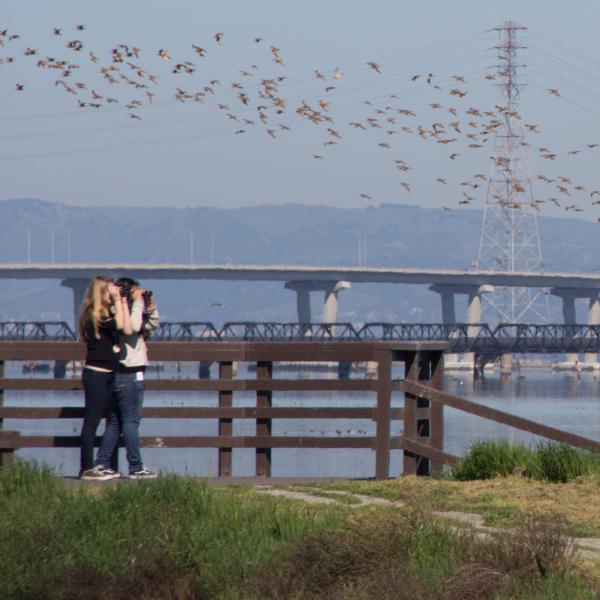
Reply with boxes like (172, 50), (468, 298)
(255, 486), (600, 560)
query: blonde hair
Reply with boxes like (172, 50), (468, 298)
(78, 276), (114, 341)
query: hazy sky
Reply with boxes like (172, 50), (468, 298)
(1, 0), (599, 217)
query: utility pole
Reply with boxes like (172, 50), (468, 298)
(50, 229), (55, 264)
(66, 226), (72, 263)
(26, 229), (31, 264)
(476, 21), (550, 323)
(356, 233), (363, 267)
(189, 229), (194, 265)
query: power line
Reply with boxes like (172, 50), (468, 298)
(530, 31), (600, 72)
(528, 45), (600, 89)
(527, 78), (600, 120)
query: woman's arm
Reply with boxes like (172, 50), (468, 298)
(109, 284), (133, 335)
(119, 297), (134, 335)
(129, 289), (145, 333)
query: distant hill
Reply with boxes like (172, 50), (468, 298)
(0, 198), (597, 324)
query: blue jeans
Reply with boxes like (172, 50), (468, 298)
(96, 372), (144, 473)
(81, 368), (115, 472)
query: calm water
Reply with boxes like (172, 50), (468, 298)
(4, 363), (600, 478)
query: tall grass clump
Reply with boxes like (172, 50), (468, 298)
(451, 439), (533, 480)
(528, 442), (600, 483)
(451, 439), (600, 483)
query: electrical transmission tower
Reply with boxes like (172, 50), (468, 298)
(476, 21), (550, 324)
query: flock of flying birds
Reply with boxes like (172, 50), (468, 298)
(1, 25), (599, 217)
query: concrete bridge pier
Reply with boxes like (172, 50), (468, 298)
(549, 288), (600, 369)
(430, 284), (493, 371)
(465, 284), (494, 371)
(285, 280), (351, 325)
(429, 284), (459, 367)
(60, 278), (90, 331)
(585, 294), (600, 367)
(560, 291), (579, 366)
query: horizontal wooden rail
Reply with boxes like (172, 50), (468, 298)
(392, 436), (458, 466)
(0, 406), (406, 420)
(3, 432), (458, 469)
(0, 430), (21, 450)
(403, 380), (600, 453)
(0, 378), (378, 392)
(16, 435), (376, 449)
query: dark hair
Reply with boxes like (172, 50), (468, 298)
(115, 276), (139, 288)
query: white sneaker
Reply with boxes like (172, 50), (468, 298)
(100, 467), (122, 480)
(80, 465), (113, 481)
(129, 467), (158, 480)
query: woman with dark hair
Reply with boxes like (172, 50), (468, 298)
(78, 276), (131, 480)
(94, 277), (159, 479)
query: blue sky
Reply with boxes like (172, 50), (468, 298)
(1, 0), (599, 217)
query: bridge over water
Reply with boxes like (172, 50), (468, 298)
(1, 264), (600, 335)
(2, 321), (599, 375)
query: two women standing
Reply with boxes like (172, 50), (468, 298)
(78, 275), (158, 480)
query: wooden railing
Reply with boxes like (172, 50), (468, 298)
(0, 340), (451, 479)
(1, 340), (598, 479)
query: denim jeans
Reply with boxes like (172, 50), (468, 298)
(80, 368), (115, 472)
(96, 372), (144, 473)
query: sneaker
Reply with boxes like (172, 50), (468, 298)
(129, 467), (158, 480)
(80, 465), (113, 481)
(99, 467), (122, 480)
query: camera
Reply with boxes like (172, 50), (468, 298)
(116, 280), (132, 299)
(115, 278), (152, 305)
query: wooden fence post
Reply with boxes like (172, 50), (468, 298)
(404, 351), (430, 475)
(428, 350), (444, 476)
(374, 350), (392, 480)
(218, 361), (233, 477)
(256, 361), (272, 477)
(0, 360), (5, 467)
(0, 360), (14, 468)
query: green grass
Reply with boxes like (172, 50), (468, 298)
(248, 508), (597, 600)
(451, 440), (600, 483)
(1, 460), (598, 599)
(0, 459), (342, 599)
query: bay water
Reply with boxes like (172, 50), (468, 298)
(4, 362), (600, 478)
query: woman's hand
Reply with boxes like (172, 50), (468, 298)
(108, 283), (121, 302)
(131, 288), (145, 301)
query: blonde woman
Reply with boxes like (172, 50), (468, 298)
(78, 276), (132, 480)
